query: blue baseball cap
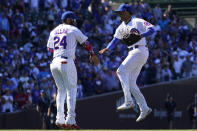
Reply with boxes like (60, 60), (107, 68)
(114, 4), (132, 13)
(61, 11), (77, 21)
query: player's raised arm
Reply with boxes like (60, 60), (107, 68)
(141, 25), (155, 38)
(136, 19), (155, 38)
(99, 21), (122, 54)
(141, 27), (155, 37)
(74, 28), (99, 66)
(99, 37), (120, 54)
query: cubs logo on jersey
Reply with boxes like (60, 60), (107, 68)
(144, 21), (151, 26)
(130, 28), (140, 34)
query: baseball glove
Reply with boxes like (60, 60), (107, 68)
(122, 33), (142, 46)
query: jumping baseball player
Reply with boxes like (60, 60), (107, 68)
(47, 11), (99, 129)
(99, 4), (155, 122)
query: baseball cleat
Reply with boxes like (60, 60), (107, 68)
(66, 124), (80, 130)
(136, 108), (152, 122)
(56, 122), (70, 129)
(117, 101), (135, 111)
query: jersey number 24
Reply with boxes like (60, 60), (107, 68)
(54, 36), (67, 49)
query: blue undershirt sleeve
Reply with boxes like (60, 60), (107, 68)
(106, 37), (120, 51)
(141, 27), (155, 37)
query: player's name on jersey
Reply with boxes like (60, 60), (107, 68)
(55, 28), (68, 35)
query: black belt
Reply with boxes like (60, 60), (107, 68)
(129, 45), (147, 51)
(53, 56), (68, 59)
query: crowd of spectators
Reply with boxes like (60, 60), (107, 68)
(0, 0), (197, 113)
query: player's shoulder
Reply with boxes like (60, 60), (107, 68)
(70, 25), (80, 32)
(117, 22), (124, 29)
(69, 25), (83, 34)
(132, 17), (144, 22)
(50, 24), (62, 34)
(50, 24), (79, 34)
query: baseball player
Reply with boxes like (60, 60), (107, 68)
(99, 4), (155, 122)
(47, 11), (99, 129)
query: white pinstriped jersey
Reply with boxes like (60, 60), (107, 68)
(114, 17), (153, 48)
(47, 24), (88, 59)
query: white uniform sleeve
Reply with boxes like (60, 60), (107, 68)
(47, 32), (54, 49)
(10, 96), (13, 101)
(114, 24), (124, 39)
(74, 28), (88, 44)
(135, 18), (154, 33)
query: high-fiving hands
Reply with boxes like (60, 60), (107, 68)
(89, 47), (109, 66)
(90, 55), (99, 66)
(99, 48), (109, 54)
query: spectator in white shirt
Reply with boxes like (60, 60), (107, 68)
(2, 89), (13, 112)
(162, 65), (172, 81)
(173, 54), (183, 79)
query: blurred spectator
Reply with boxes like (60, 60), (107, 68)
(158, 14), (169, 30)
(2, 79), (15, 93)
(187, 99), (197, 129)
(153, 4), (162, 20)
(172, 53), (183, 79)
(77, 80), (83, 99)
(94, 75), (106, 94)
(182, 55), (193, 77)
(102, 70), (119, 91)
(189, 37), (197, 51)
(144, 61), (157, 84)
(47, 93), (57, 129)
(161, 65), (172, 81)
(2, 89), (13, 112)
(14, 84), (30, 110)
(32, 84), (40, 105)
(36, 90), (50, 129)
(164, 4), (175, 20)
(165, 95), (176, 129)
(0, 12), (10, 34)
(60, 0), (68, 9)
(30, 0), (39, 12)
(27, 89), (32, 106)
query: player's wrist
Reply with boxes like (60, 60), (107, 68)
(106, 47), (110, 51)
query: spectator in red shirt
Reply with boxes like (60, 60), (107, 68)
(14, 84), (29, 110)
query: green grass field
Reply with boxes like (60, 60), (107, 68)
(0, 129), (197, 131)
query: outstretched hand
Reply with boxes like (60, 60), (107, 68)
(99, 48), (108, 54)
(90, 55), (99, 66)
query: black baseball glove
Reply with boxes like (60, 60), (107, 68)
(122, 33), (142, 46)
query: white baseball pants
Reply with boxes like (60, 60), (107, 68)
(50, 57), (77, 125)
(117, 46), (149, 112)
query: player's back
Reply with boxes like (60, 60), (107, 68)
(47, 24), (87, 59)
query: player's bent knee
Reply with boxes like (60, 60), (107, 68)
(116, 67), (126, 76)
